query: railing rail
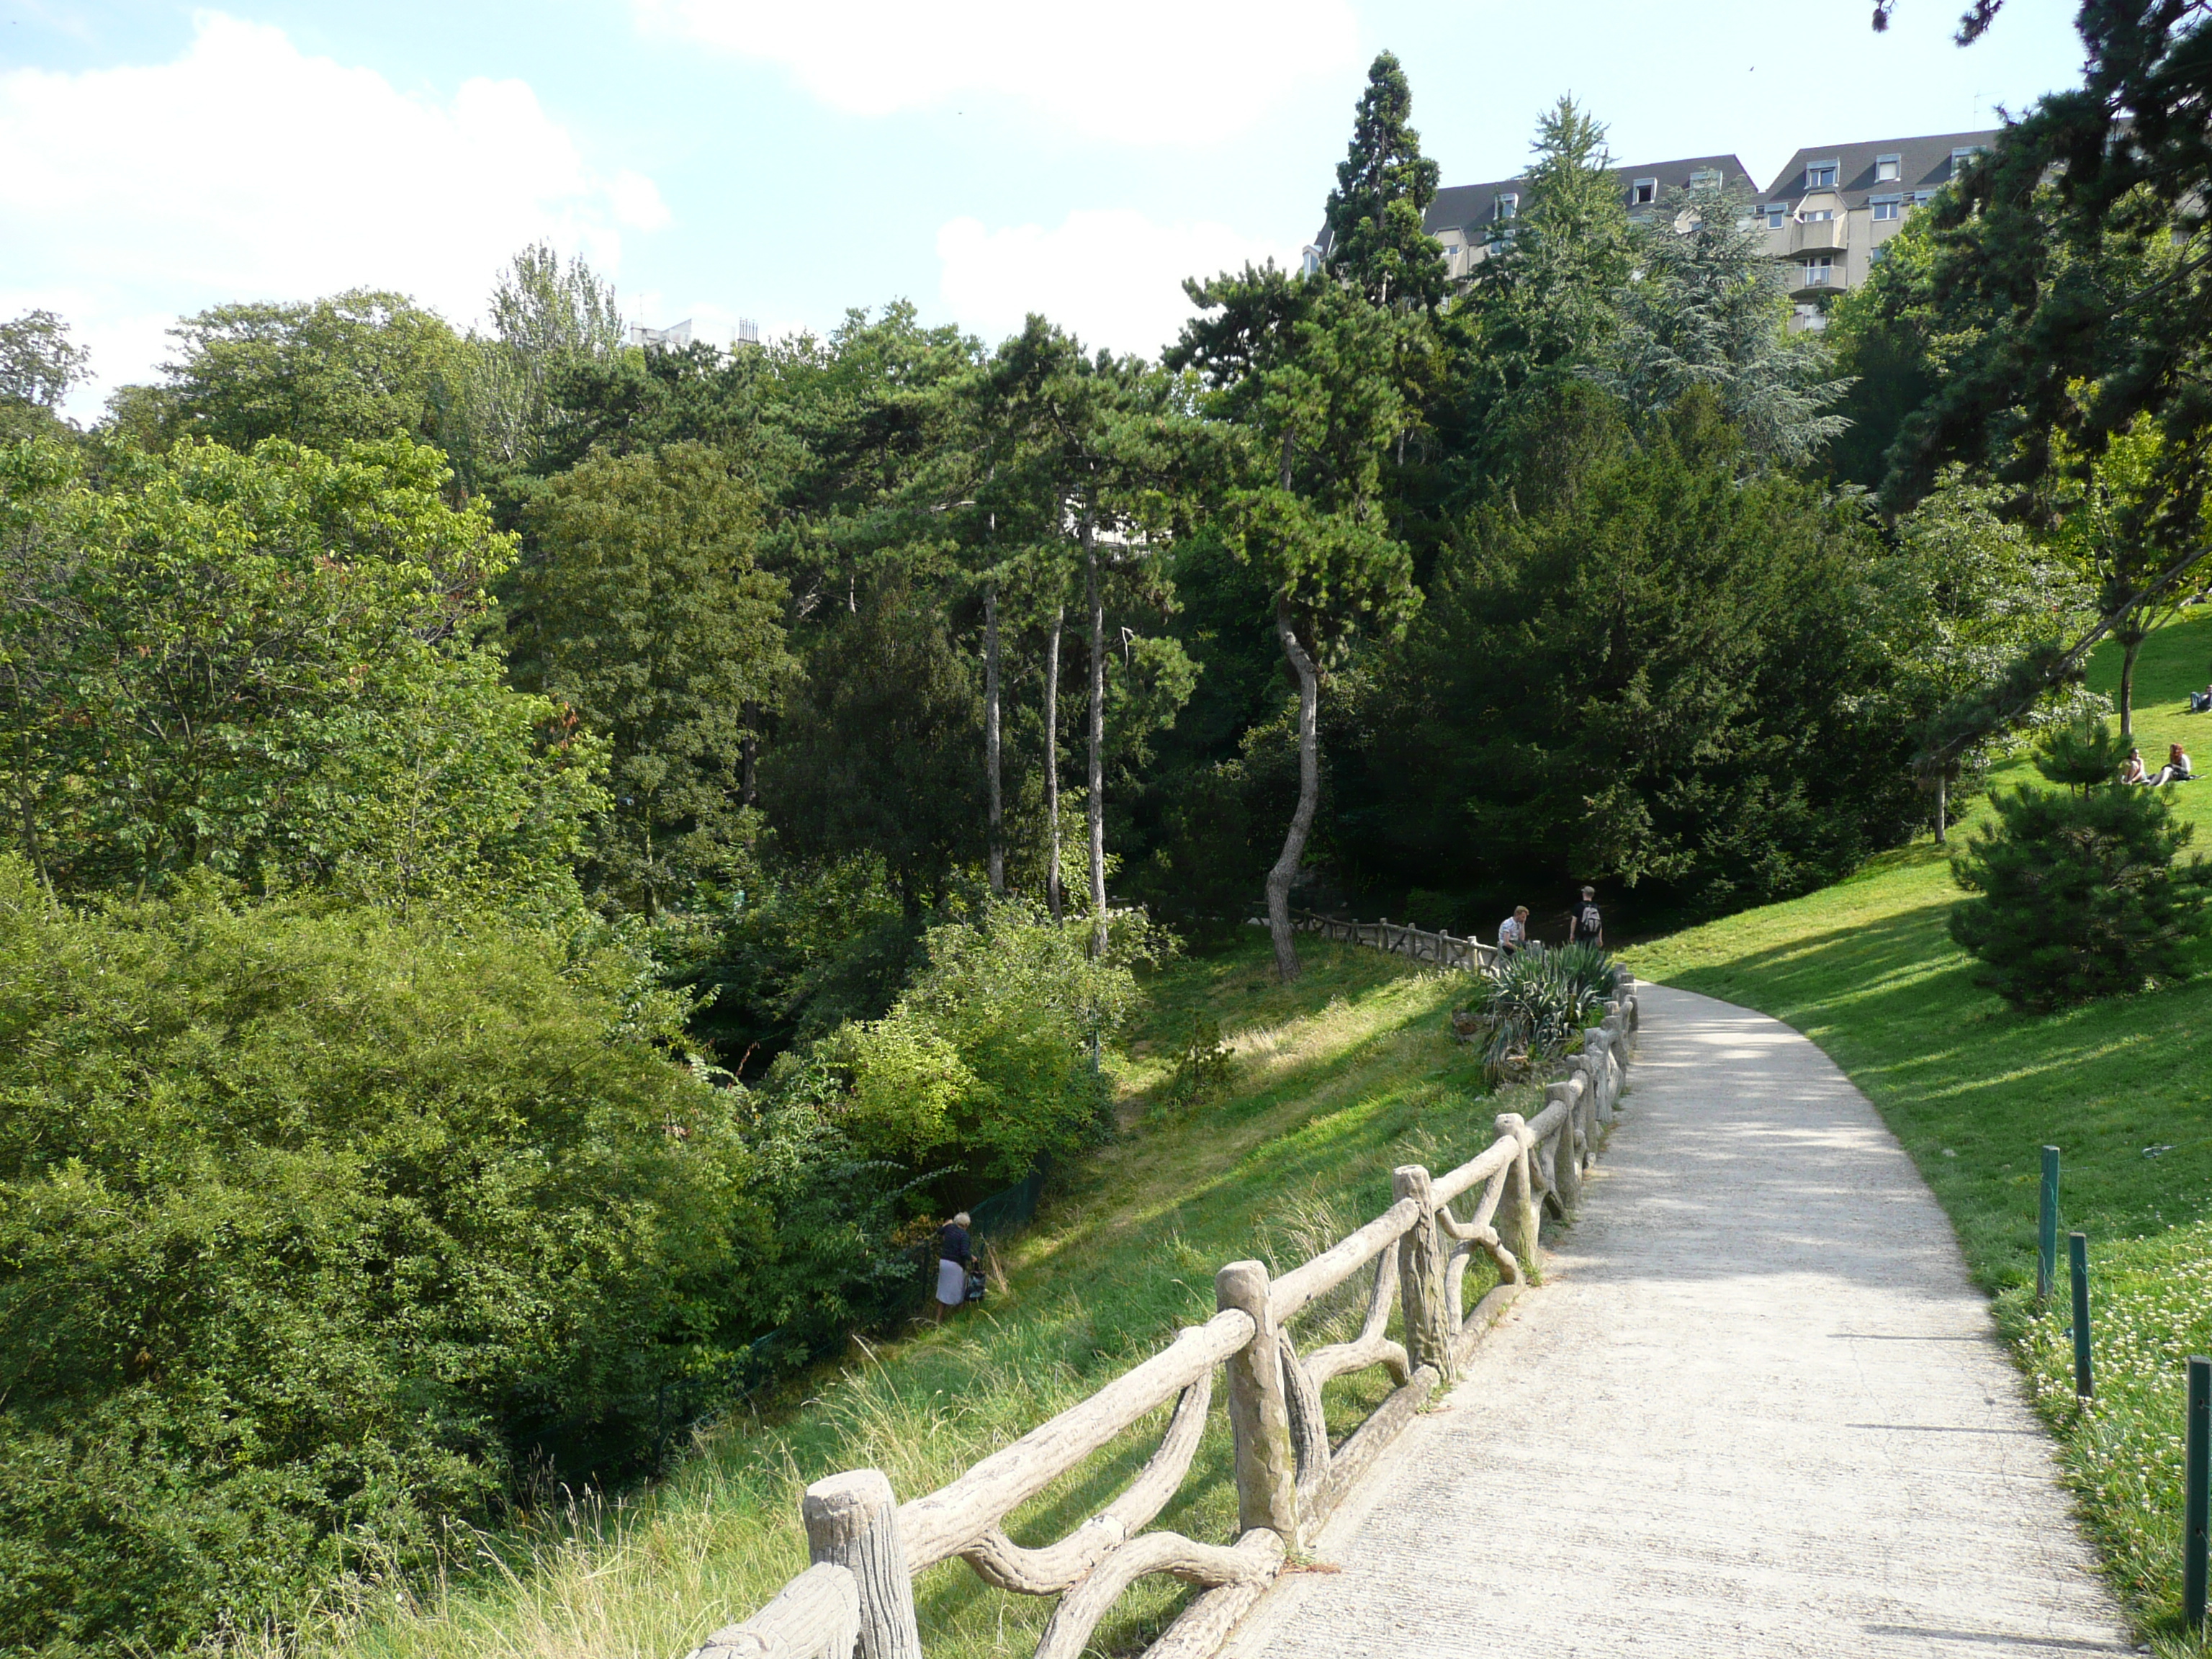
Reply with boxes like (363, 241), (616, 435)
(692, 974), (1641, 1659)
(1256, 909), (1503, 971)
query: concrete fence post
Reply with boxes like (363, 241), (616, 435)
(1393, 1165), (1457, 1373)
(1491, 1113), (1541, 1277)
(1545, 1080), (1583, 1215)
(802, 1469), (921, 1659)
(1216, 1259), (1300, 1541)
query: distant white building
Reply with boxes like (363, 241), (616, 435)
(626, 317), (764, 350)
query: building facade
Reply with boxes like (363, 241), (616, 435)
(1305, 128), (1996, 331)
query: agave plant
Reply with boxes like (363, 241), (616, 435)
(1456, 943), (1615, 1084)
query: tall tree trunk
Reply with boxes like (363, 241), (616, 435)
(984, 583), (1004, 894)
(1935, 772), (1947, 847)
(2120, 623), (2144, 739)
(1045, 603), (1064, 923)
(739, 701), (760, 808)
(1086, 528), (1107, 958)
(1264, 595), (1321, 984)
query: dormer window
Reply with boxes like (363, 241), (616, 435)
(1951, 145), (1982, 176)
(1301, 244), (1323, 277)
(1874, 154), (1901, 182)
(1806, 161), (1839, 189)
(1689, 167), (1720, 189)
(1763, 203), (1787, 230)
(1631, 178), (1658, 207)
(1495, 192), (1518, 221)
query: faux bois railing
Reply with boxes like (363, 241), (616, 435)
(1269, 909), (1501, 971)
(691, 974), (1640, 1659)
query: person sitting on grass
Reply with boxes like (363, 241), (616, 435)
(2121, 747), (2150, 785)
(2153, 743), (2195, 786)
(2190, 685), (2212, 713)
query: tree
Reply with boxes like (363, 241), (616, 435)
(1950, 715), (2212, 1009)
(1601, 179), (1853, 468)
(1172, 268), (1419, 979)
(458, 242), (626, 483)
(0, 435), (595, 907)
(147, 290), (469, 456)
(0, 310), (91, 441)
(1322, 52), (1445, 311)
(516, 442), (793, 914)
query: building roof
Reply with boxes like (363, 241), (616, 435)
(1759, 129), (2000, 206)
(1314, 154), (1757, 254)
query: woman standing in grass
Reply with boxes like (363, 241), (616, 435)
(934, 1212), (972, 1323)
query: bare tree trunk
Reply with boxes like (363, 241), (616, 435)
(1086, 527), (1107, 958)
(1935, 772), (1946, 847)
(1264, 595), (1321, 984)
(984, 583), (1004, 894)
(739, 701), (760, 809)
(1045, 603), (1064, 923)
(2120, 624), (2144, 739)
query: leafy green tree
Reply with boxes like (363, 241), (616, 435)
(1951, 716), (2212, 1008)
(0, 310), (91, 443)
(1322, 51), (1445, 311)
(516, 442), (793, 914)
(1172, 268), (1419, 979)
(0, 866), (761, 1657)
(459, 241), (626, 481)
(146, 290), (469, 456)
(1602, 179), (1853, 468)
(0, 435), (595, 907)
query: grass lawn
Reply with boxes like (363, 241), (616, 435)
(1623, 606), (2212, 1655)
(306, 934), (1510, 1659)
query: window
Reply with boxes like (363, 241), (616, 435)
(1763, 203), (1787, 230)
(1807, 161), (1839, 189)
(1951, 145), (1982, 176)
(1802, 256), (1834, 286)
(1689, 167), (1720, 189)
(1910, 189), (1936, 211)
(1301, 244), (1323, 276)
(1875, 154), (1902, 182)
(1632, 177), (1658, 206)
(1802, 208), (1833, 222)
(1871, 194), (1902, 221)
(1495, 192), (1518, 220)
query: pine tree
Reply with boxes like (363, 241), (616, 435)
(1949, 716), (2212, 1009)
(1322, 53), (1444, 311)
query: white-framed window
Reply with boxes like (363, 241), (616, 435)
(1802, 255), (1835, 286)
(1871, 194), (1902, 221)
(1951, 145), (1982, 176)
(1875, 154), (1902, 182)
(1632, 177), (1658, 206)
(1807, 161), (1839, 189)
(1763, 203), (1787, 230)
(1495, 192), (1518, 220)
(1301, 244), (1323, 276)
(1910, 189), (1936, 210)
(1802, 208), (1834, 222)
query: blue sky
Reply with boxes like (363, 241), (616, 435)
(4, 0), (2089, 418)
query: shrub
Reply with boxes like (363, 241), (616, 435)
(0, 864), (765, 1656)
(1950, 718), (2212, 1010)
(1456, 942), (1615, 1083)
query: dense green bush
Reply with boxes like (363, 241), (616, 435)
(0, 865), (768, 1655)
(1950, 719), (2212, 1009)
(1455, 942), (1617, 1082)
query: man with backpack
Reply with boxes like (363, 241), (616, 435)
(1570, 886), (1604, 950)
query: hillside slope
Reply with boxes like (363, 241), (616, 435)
(1625, 609), (2212, 1653)
(314, 936), (1506, 1659)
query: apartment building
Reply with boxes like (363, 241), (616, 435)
(1304, 128), (1996, 329)
(1757, 129), (1995, 327)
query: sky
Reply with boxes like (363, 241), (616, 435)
(3, 0), (2092, 421)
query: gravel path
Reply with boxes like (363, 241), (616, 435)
(1226, 984), (2136, 1659)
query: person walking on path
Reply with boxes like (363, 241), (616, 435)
(1570, 886), (1604, 950)
(1498, 905), (1529, 957)
(933, 1212), (971, 1324)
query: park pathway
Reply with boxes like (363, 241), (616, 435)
(1225, 984), (2136, 1659)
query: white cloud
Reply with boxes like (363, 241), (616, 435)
(937, 209), (1294, 359)
(0, 12), (668, 413)
(636, 0), (1361, 143)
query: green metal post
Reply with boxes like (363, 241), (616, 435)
(2069, 1232), (2093, 1401)
(2188, 1356), (2210, 1627)
(2038, 1145), (2060, 1303)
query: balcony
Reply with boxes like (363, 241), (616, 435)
(1789, 215), (1849, 254)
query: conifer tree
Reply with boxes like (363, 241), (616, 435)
(1322, 53), (1445, 312)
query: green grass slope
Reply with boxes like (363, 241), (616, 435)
(306, 936), (1508, 1659)
(1624, 608), (2212, 1654)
